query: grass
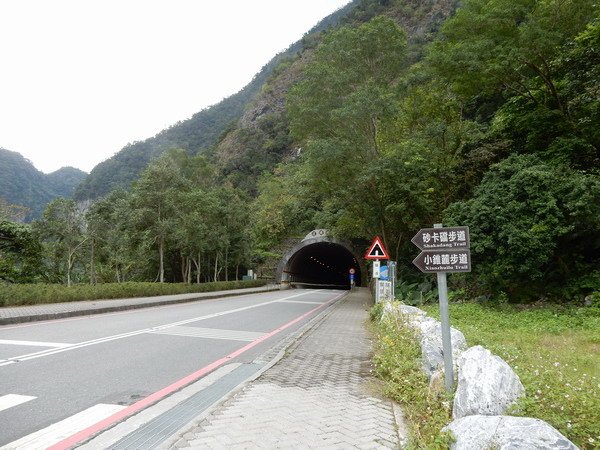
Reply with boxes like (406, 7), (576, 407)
(0, 280), (269, 307)
(369, 303), (454, 449)
(422, 301), (600, 449)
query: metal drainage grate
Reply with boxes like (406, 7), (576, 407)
(109, 363), (262, 450)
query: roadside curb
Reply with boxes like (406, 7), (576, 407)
(0, 285), (281, 326)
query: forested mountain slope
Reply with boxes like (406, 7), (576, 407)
(73, 1), (358, 201)
(0, 148), (86, 220)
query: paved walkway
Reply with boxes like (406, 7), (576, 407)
(0, 285), (279, 325)
(167, 288), (402, 449)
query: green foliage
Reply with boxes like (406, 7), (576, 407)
(0, 220), (44, 283)
(33, 198), (87, 286)
(0, 280), (268, 307)
(0, 148), (86, 220)
(444, 154), (600, 298)
(0, 198), (29, 223)
(395, 279), (438, 306)
(371, 308), (453, 448)
(428, 0), (597, 101)
(424, 301), (600, 448)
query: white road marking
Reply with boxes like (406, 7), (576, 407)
(277, 300), (326, 305)
(0, 394), (36, 413)
(150, 326), (265, 342)
(0, 290), (328, 368)
(1, 403), (126, 450)
(0, 339), (72, 348)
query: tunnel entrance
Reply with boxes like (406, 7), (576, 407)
(277, 231), (364, 289)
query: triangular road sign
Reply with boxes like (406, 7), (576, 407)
(365, 236), (389, 260)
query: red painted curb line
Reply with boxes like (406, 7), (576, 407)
(48, 291), (346, 450)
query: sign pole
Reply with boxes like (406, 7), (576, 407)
(434, 223), (454, 392)
(373, 260), (380, 303)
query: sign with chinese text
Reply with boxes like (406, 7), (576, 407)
(378, 280), (393, 301)
(412, 249), (471, 273)
(372, 260), (381, 278)
(411, 226), (470, 251)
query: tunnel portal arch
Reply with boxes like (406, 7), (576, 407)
(276, 230), (366, 289)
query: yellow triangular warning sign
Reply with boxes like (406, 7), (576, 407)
(365, 236), (389, 260)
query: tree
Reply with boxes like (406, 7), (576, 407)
(0, 198), (29, 223)
(444, 154), (600, 298)
(285, 16), (409, 252)
(34, 198), (87, 286)
(85, 190), (134, 283)
(0, 220), (43, 283)
(130, 154), (185, 283)
(429, 0), (596, 111)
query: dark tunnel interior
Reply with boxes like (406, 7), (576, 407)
(283, 242), (361, 289)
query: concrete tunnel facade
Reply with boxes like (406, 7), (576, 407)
(276, 230), (366, 289)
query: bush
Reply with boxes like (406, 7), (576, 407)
(444, 154), (600, 301)
(0, 280), (268, 307)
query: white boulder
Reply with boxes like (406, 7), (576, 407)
(444, 415), (578, 450)
(453, 345), (525, 419)
(419, 319), (467, 379)
(381, 301), (427, 322)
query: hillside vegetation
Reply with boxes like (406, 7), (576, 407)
(1, 0), (598, 305)
(0, 148), (86, 220)
(73, 1), (358, 201)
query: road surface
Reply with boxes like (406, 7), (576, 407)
(0, 288), (343, 448)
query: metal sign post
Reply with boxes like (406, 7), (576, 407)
(434, 224), (454, 393)
(412, 224), (472, 392)
(372, 260), (381, 303)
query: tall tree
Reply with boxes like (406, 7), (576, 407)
(34, 198), (87, 286)
(130, 154), (185, 283)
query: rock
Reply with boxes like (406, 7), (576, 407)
(453, 346), (525, 419)
(419, 319), (467, 379)
(381, 302), (427, 322)
(444, 415), (579, 450)
(399, 304), (427, 317)
(584, 295), (594, 307)
(428, 368), (446, 398)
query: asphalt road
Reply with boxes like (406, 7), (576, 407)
(0, 288), (343, 448)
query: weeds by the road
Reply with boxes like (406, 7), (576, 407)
(0, 280), (268, 307)
(370, 304), (453, 449)
(423, 302), (600, 449)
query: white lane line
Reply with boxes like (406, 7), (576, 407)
(0, 394), (36, 413)
(150, 326), (265, 342)
(0, 339), (72, 348)
(277, 300), (326, 305)
(0, 403), (126, 450)
(0, 290), (325, 368)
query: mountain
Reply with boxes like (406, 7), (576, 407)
(0, 148), (87, 221)
(73, 1), (359, 201)
(74, 0), (457, 201)
(213, 0), (458, 194)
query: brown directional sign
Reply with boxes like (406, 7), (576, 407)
(411, 226), (470, 251)
(413, 249), (471, 273)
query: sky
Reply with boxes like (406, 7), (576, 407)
(0, 0), (351, 174)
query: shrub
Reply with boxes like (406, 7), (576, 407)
(0, 280), (268, 307)
(371, 306), (453, 448)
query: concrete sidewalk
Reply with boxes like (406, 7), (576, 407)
(0, 285), (279, 325)
(165, 288), (404, 449)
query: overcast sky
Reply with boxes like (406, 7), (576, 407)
(0, 0), (350, 174)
